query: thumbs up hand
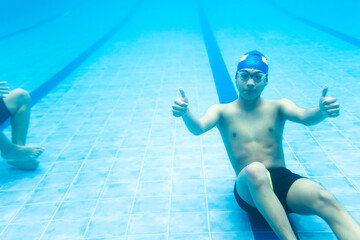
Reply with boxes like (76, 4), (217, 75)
(172, 87), (189, 117)
(319, 85), (340, 118)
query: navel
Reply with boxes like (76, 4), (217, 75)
(268, 128), (273, 132)
(233, 132), (237, 137)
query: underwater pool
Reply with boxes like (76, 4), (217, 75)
(0, 0), (359, 239)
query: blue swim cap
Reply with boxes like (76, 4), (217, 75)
(237, 50), (268, 73)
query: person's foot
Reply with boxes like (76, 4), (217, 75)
(6, 158), (40, 170)
(1, 145), (44, 170)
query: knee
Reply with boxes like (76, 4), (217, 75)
(244, 162), (269, 188)
(314, 189), (341, 212)
(11, 88), (31, 107)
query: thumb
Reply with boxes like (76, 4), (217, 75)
(321, 85), (328, 98)
(179, 87), (186, 98)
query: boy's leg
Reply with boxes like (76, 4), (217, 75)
(0, 132), (15, 153)
(287, 178), (360, 239)
(1, 89), (44, 170)
(236, 162), (297, 240)
(3, 88), (31, 145)
(0, 131), (43, 170)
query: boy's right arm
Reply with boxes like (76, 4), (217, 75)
(172, 87), (220, 136)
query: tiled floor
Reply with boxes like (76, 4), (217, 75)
(0, 0), (359, 239)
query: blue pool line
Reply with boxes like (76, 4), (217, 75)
(266, 0), (360, 47)
(0, 0), (142, 131)
(196, 1), (300, 239)
(0, 13), (64, 41)
(0, 1), (92, 42)
(196, 0), (238, 104)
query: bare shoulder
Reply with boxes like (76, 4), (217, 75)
(271, 98), (296, 110)
(261, 99), (298, 118)
(216, 101), (239, 114)
(209, 101), (235, 111)
(205, 103), (222, 113)
(272, 98), (306, 122)
(198, 103), (226, 129)
(201, 103), (224, 119)
(278, 98), (294, 104)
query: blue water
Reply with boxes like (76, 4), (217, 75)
(0, 0), (359, 239)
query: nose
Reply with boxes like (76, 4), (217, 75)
(246, 78), (255, 89)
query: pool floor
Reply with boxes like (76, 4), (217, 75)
(0, 0), (359, 239)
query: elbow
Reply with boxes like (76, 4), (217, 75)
(299, 118), (314, 126)
(190, 126), (205, 136)
(305, 121), (323, 126)
(301, 118), (321, 126)
(191, 130), (203, 136)
(301, 116), (324, 126)
(298, 115), (314, 126)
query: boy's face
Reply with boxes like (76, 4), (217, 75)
(235, 68), (268, 100)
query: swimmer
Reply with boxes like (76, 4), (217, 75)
(172, 50), (360, 240)
(0, 82), (44, 170)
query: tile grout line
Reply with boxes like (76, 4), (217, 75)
(36, 116), (104, 239)
(81, 84), (134, 239)
(0, 0), (142, 132)
(36, 80), (129, 239)
(270, 83), (310, 178)
(165, 75), (176, 239)
(284, 68), (360, 193)
(123, 76), (159, 238)
(197, 83), (214, 240)
(264, 0), (360, 47)
(0, 98), (95, 238)
(0, 0), (143, 236)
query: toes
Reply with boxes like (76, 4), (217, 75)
(30, 147), (45, 158)
(33, 146), (45, 154)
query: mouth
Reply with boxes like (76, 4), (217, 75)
(244, 90), (256, 93)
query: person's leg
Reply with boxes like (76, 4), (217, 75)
(1, 89), (44, 170)
(287, 178), (360, 240)
(236, 162), (297, 240)
(0, 131), (43, 170)
(3, 88), (31, 145)
(0, 132), (14, 153)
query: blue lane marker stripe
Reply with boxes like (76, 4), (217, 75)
(248, 214), (279, 240)
(266, 0), (360, 47)
(196, 0), (238, 104)
(197, 1), (300, 239)
(0, 14), (63, 42)
(248, 212), (300, 240)
(0, 0), (142, 131)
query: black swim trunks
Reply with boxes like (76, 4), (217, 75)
(0, 98), (11, 125)
(234, 167), (305, 214)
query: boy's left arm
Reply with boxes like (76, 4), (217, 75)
(279, 85), (340, 126)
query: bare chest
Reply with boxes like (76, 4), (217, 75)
(219, 106), (284, 142)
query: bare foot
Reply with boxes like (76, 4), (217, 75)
(6, 158), (40, 170)
(2, 145), (44, 170)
